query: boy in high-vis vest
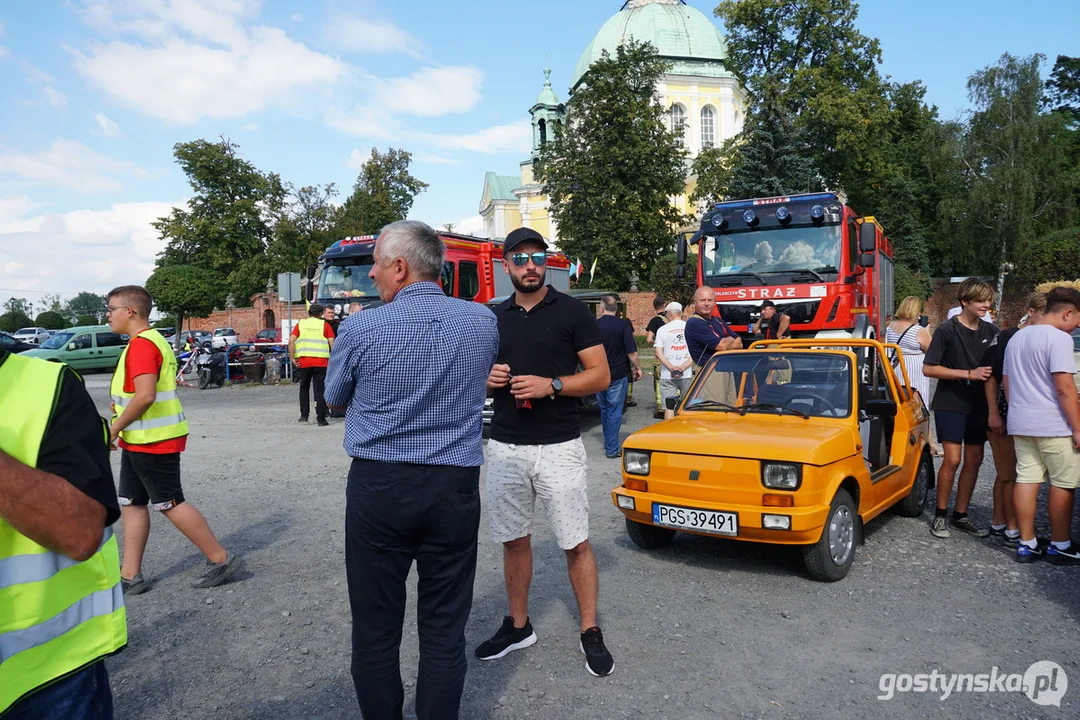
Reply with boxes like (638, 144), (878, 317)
(106, 285), (241, 594)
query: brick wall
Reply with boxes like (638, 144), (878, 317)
(923, 279), (1027, 329)
(182, 293), (306, 341)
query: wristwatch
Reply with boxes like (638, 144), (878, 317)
(550, 377), (564, 399)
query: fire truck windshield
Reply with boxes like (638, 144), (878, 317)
(702, 225), (842, 282)
(318, 261), (378, 301)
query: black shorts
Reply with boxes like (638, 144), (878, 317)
(935, 410), (987, 446)
(119, 450), (185, 511)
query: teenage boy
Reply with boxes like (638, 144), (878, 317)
(107, 285), (241, 593)
(1004, 287), (1080, 563)
(923, 278), (999, 538)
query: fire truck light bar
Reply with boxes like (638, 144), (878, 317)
(713, 193), (838, 212)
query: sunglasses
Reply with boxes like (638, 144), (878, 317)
(509, 252), (548, 267)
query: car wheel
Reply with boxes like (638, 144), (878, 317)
(898, 450), (932, 518)
(802, 489), (857, 582)
(197, 368), (211, 389)
(626, 518), (676, 550)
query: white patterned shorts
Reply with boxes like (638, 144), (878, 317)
(485, 438), (590, 550)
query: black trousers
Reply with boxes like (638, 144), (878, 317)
(345, 459), (481, 720)
(298, 366), (326, 420)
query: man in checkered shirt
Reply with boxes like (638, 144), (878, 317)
(325, 220), (498, 720)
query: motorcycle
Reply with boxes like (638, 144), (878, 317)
(196, 346), (227, 389)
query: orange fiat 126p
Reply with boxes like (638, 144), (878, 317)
(611, 339), (932, 581)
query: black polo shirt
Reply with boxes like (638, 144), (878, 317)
(491, 286), (603, 445)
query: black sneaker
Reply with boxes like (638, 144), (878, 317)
(950, 516), (989, 538)
(580, 627), (614, 677)
(192, 554), (242, 588)
(475, 616), (537, 660)
(1002, 532), (1021, 549)
(121, 573), (150, 595)
(930, 516), (950, 538)
(298, 416), (309, 423)
(1047, 542), (1080, 565)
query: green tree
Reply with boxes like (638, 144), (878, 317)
(34, 311), (70, 330)
(145, 265), (218, 348)
(266, 184), (341, 276)
(1017, 227), (1080, 288)
(3, 298), (33, 317)
(537, 40), (688, 290)
(0, 311), (32, 333)
(963, 54), (1076, 302)
(333, 149), (428, 238)
(649, 252), (696, 306)
(64, 292), (108, 322)
(1046, 55), (1080, 211)
(154, 138), (285, 307)
(74, 314), (100, 327)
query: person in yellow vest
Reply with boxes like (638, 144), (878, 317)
(289, 303), (336, 426)
(106, 285), (241, 593)
(0, 348), (127, 718)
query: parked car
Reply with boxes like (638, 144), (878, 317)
(612, 338), (932, 582)
(22, 325), (130, 371)
(211, 327), (239, 349)
(248, 328), (283, 348)
(176, 329), (211, 348)
(157, 326), (176, 339)
(0, 331), (36, 353)
(13, 327), (50, 345)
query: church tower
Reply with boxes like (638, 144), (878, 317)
(530, 68), (565, 158)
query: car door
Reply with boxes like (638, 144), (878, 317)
(63, 333), (97, 369)
(94, 332), (127, 370)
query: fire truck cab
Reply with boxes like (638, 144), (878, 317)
(306, 232), (572, 319)
(677, 193), (894, 343)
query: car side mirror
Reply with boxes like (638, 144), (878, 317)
(665, 396), (678, 411)
(864, 398), (897, 418)
(67, 343), (76, 351)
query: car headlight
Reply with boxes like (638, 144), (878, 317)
(762, 462), (801, 490)
(624, 450), (651, 476)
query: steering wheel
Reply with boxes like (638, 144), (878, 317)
(782, 390), (836, 416)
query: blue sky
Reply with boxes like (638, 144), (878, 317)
(1, 0), (1077, 312)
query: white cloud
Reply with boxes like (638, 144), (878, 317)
(95, 112), (121, 136)
(0, 197), (182, 297)
(79, 0), (259, 48)
(417, 120), (533, 155)
(413, 152), (460, 165)
(0, 139), (148, 193)
(243, 122), (259, 131)
(290, 13), (302, 22)
(452, 214), (485, 236)
(375, 67), (483, 117)
(0, 47), (8, 59)
(44, 86), (67, 108)
(323, 15), (419, 57)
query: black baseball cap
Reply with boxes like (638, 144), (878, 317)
(503, 227), (548, 255)
(760, 300), (776, 310)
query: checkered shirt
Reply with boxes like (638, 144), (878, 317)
(325, 281), (499, 467)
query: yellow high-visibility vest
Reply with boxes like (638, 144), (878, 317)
(110, 329), (188, 445)
(0, 352), (127, 713)
(294, 317), (330, 360)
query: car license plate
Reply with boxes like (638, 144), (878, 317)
(652, 504), (738, 536)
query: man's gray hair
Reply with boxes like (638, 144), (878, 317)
(378, 220), (445, 281)
(601, 295), (618, 313)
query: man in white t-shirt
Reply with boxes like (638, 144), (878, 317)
(654, 302), (692, 410)
(1003, 286), (1080, 564)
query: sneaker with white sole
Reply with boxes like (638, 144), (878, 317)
(475, 616), (537, 660)
(930, 516), (950, 538)
(580, 626), (614, 677)
(1047, 543), (1080, 565)
(1016, 542), (1046, 563)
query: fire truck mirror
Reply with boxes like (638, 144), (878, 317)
(857, 251), (876, 268)
(859, 221), (877, 253)
(676, 236), (688, 266)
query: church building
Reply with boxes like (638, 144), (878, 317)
(478, 0), (747, 245)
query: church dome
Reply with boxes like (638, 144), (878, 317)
(571, 0), (732, 89)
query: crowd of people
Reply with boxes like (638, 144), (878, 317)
(3, 222), (1078, 720)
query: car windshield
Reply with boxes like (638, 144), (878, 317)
(702, 225), (842, 280)
(14, 328), (35, 336)
(319, 260), (378, 301)
(683, 352), (853, 418)
(41, 332), (75, 350)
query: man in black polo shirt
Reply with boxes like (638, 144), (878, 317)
(596, 295), (643, 458)
(477, 227), (615, 678)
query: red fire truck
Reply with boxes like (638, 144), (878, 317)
(676, 192), (895, 342)
(305, 232), (572, 318)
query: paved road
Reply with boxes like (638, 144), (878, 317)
(86, 380), (1078, 719)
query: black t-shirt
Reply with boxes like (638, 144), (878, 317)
(924, 317), (1000, 414)
(597, 314), (635, 382)
(0, 351), (120, 526)
(491, 286), (603, 445)
(646, 315), (665, 337)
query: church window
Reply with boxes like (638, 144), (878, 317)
(700, 105), (716, 148)
(539, 119), (548, 145)
(669, 104), (687, 147)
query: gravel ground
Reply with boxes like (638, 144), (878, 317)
(81, 374), (1079, 719)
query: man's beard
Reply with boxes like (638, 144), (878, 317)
(511, 268), (546, 293)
